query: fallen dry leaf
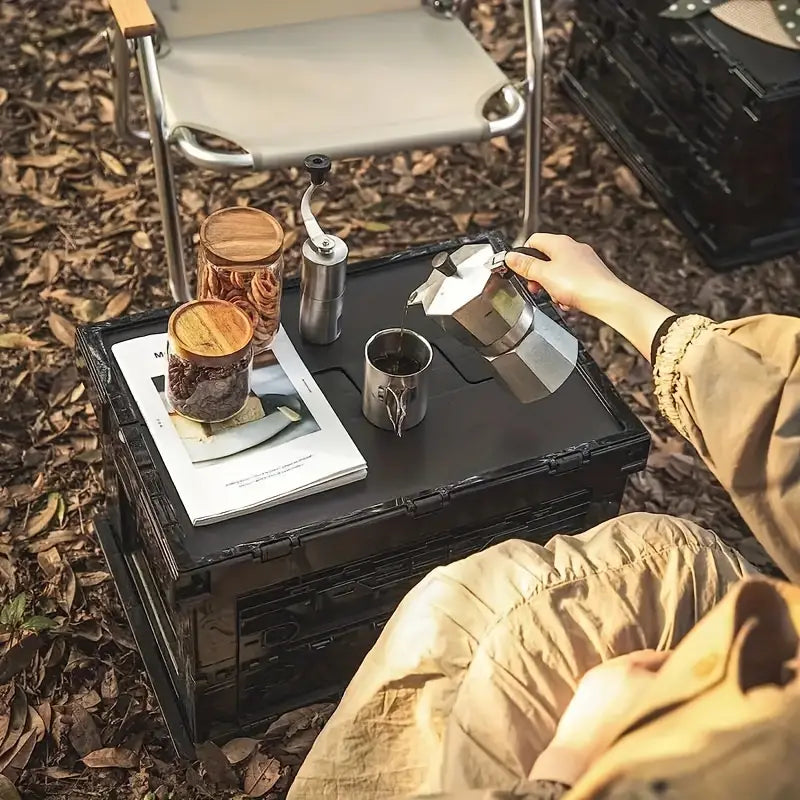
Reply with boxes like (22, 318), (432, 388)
(221, 737), (259, 765)
(264, 703), (335, 741)
(25, 492), (60, 536)
(452, 211), (472, 233)
(100, 668), (118, 702)
(102, 290), (132, 320)
(74, 690), (101, 710)
(0, 727), (35, 773)
(40, 252), (60, 284)
(0, 635), (43, 684)
(16, 151), (72, 169)
(243, 752), (281, 797)
(77, 570), (109, 587)
(36, 547), (64, 578)
(82, 747), (139, 769)
(0, 88), (7, 108)
(98, 151), (127, 177)
(57, 563), (77, 615)
(232, 173), (270, 191)
(21, 264), (46, 288)
(196, 741), (237, 788)
(0, 687), (27, 759)
(544, 144), (575, 170)
(0, 219), (48, 239)
(68, 706), (102, 757)
(57, 79), (88, 92)
(41, 767), (80, 779)
(131, 231), (152, 250)
(279, 727), (319, 759)
(360, 220), (390, 233)
(0, 694), (9, 748)
(0, 333), (44, 350)
(70, 620), (102, 642)
(73, 298), (106, 324)
(47, 313), (76, 349)
(36, 702), (51, 735)
(613, 165), (642, 199)
(411, 152), (437, 177)
(490, 136), (510, 153)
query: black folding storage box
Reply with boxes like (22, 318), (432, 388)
(77, 235), (650, 756)
(562, 0), (800, 269)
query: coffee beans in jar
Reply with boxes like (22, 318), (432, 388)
(166, 299), (254, 423)
(197, 207), (285, 354)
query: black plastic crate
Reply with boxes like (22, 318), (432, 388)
(78, 234), (650, 754)
(564, 1), (800, 268)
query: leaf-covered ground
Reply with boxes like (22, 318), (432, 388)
(1, 0), (798, 798)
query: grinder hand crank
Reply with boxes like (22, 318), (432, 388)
(299, 155), (348, 345)
(407, 244), (578, 403)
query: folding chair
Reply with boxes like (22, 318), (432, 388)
(107, 0), (545, 303)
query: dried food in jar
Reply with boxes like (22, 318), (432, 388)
(197, 207), (284, 354)
(166, 299), (254, 423)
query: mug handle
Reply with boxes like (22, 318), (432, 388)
(384, 386), (409, 437)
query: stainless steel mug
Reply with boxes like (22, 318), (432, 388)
(362, 329), (433, 437)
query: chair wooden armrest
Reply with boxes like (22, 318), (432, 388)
(109, 0), (157, 38)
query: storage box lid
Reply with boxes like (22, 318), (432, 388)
(78, 236), (648, 575)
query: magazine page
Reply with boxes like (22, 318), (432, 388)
(111, 328), (367, 525)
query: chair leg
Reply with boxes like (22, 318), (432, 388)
(517, 0), (545, 246)
(136, 36), (191, 303)
(108, 24), (149, 146)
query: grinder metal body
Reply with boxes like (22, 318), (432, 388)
(408, 244), (578, 403)
(299, 155), (348, 345)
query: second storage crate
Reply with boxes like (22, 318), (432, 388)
(563, 0), (800, 269)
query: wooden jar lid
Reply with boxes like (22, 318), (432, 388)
(199, 207), (284, 268)
(168, 299), (254, 366)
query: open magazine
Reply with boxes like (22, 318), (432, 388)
(112, 328), (367, 526)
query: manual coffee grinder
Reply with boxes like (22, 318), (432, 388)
(407, 243), (578, 403)
(299, 154), (348, 345)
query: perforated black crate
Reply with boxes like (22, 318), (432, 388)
(564, 1), (800, 268)
(79, 235), (650, 755)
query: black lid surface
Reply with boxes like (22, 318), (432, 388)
(84, 237), (645, 573)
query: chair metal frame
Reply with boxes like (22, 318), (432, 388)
(107, 0), (545, 303)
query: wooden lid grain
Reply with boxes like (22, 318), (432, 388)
(168, 299), (253, 366)
(199, 207), (284, 268)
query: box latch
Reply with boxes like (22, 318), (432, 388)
(405, 490), (448, 517)
(259, 537), (295, 561)
(547, 449), (586, 475)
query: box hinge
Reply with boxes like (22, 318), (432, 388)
(259, 536), (297, 562)
(405, 490), (448, 517)
(547, 449), (587, 475)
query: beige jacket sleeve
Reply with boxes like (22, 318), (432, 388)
(653, 313), (800, 582)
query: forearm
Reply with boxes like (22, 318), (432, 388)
(530, 742), (591, 787)
(585, 281), (675, 363)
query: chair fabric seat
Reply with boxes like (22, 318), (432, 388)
(157, 9), (511, 169)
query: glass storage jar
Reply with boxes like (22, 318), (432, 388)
(197, 206), (285, 354)
(166, 299), (254, 423)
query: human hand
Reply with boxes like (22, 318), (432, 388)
(506, 233), (675, 362)
(504, 233), (623, 317)
(530, 650), (670, 786)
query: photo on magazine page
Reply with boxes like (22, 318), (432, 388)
(152, 349), (321, 465)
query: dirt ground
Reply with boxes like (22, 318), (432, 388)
(1, 0), (798, 798)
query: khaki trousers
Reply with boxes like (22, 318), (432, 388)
(288, 512), (755, 800)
